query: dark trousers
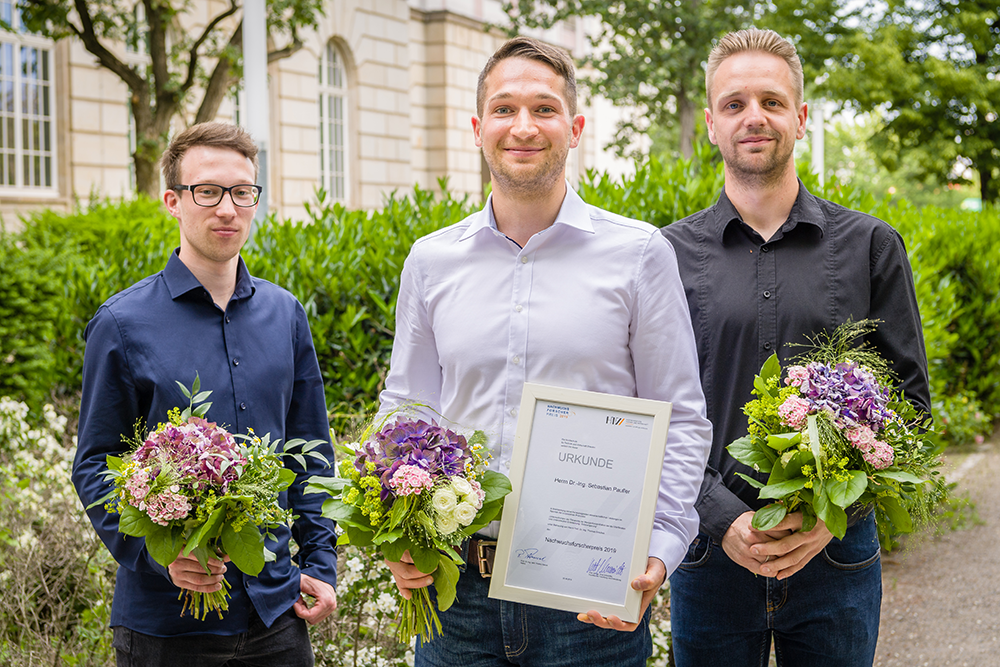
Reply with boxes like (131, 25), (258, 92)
(112, 608), (313, 667)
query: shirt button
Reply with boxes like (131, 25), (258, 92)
(761, 245), (770, 253)
(233, 358), (240, 366)
(509, 408), (517, 417)
(225, 316), (231, 323)
(521, 256), (529, 264)
(512, 355), (521, 365)
(763, 342), (772, 350)
(515, 304), (523, 312)
(240, 402), (247, 410)
(763, 291), (771, 298)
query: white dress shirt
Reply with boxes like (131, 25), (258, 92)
(379, 187), (712, 575)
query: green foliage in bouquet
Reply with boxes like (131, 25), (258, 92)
(91, 375), (329, 619)
(307, 416), (512, 642)
(727, 321), (947, 545)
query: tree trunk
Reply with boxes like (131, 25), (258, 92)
(678, 94), (696, 159)
(981, 165), (997, 206)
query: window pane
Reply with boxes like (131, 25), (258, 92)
(1, 37), (54, 190)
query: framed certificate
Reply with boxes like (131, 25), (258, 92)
(488, 383), (672, 623)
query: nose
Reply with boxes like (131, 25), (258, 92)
(510, 107), (538, 139)
(214, 191), (238, 216)
(743, 100), (766, 127)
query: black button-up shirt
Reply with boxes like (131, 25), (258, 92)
(662, 182), (930, 542)
(73, 251), (337, 636)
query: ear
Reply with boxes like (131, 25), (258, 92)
(163, 188), (182, 219)
(569, 114), (585, 149)
(705, 108), (718, 145)
(796, 102), (808, 141)
(472, 115), (483, 148)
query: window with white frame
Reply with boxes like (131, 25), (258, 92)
(0, 0), (55, 192)
(318, 40), (347, 202)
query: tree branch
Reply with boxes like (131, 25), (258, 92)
(181, 0), (240, 93)
(68, 0), (143, 92)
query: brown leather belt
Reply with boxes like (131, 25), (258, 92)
(468, 537), (497, 578)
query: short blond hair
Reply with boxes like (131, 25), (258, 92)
(705, 28), (804, 108)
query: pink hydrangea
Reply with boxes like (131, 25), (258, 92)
(125, 468), (151, 502)
(777, 396), (811, 430)
(863, 441), (894, 469)
(388, 464), (434, 496)
(785, 365), (810, 388)
(845, 424), (878, 454)
(144, 488), (192, 526)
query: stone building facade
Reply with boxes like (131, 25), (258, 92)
(0, 0), (630, 226)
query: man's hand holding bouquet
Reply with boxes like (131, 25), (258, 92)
(727, 320), (945, 549)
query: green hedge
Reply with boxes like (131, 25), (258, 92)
(3, 154), (998, 441)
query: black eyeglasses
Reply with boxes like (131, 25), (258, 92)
(172, 183), (263, 207)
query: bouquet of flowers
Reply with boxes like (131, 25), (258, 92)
(306, 415), (512, 642)
(727, 320), (945, 542)
(90, 375), (329, 620)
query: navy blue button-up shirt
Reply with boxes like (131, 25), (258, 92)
(73, 251), (337, 636)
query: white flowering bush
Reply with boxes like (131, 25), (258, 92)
(0, 398), (117, 666)
(310, 545), (413, 667)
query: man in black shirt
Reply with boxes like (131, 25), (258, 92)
(662, 28), (929, 667)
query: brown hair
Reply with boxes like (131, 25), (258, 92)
(476, 36), (578, 117)
(160, 121), (259, 187)
(705, 28), (804, 108)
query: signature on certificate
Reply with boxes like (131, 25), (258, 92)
(587, 557), (627, 577)
(515, 548), (547, 562)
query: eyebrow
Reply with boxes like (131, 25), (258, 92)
(717, 88), (792, 105)
(488, 91), (563, 106)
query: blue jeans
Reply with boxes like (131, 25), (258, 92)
(112, 608), (312, 667)
(669, 513), (881, 667)
(416, 560), (652, 666)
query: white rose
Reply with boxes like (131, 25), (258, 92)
(432, 487), (457, 513)
(451, 476), (473, 498)
(454, 501), (477, 526)
(436, 513), (459, 536)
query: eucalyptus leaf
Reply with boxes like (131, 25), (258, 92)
(119, 504), (156, 537)
(726, 436), (775, 473)
(751, 503), (787, 530)
(145, 524), (184, 568)
(759, 353), (781, 384)
(765, 432), (801, 452)
(879, 496), (913, 533)
(381, 537), (413, 562)
(434, 557), (461, 612)
(183, 505), (225, 555)
(733, 472), (765, 489)
(409, 544), (440, 574)
(875, 470), (926, 485)
(479, 470), (513, 504)
(305, 476), (349, 495)
(221, 521), (265, 576)
(826, 470), (868, 508)
(759, 477), (808, 500)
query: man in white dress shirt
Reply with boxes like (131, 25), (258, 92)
(379, 36), (712, 666)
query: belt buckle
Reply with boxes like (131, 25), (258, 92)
(475, 539), (497, 578)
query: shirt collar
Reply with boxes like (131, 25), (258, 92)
(163, 250), (255, 301)
(709, 179), (827, 242)
(459, 183), (595, 242)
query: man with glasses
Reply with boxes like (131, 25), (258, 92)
(73, 121), (338, 667)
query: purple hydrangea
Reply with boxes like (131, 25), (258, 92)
(134, 417), (245, 492)
(787, 361), (896, 432)
(358, 419), (472, 500)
